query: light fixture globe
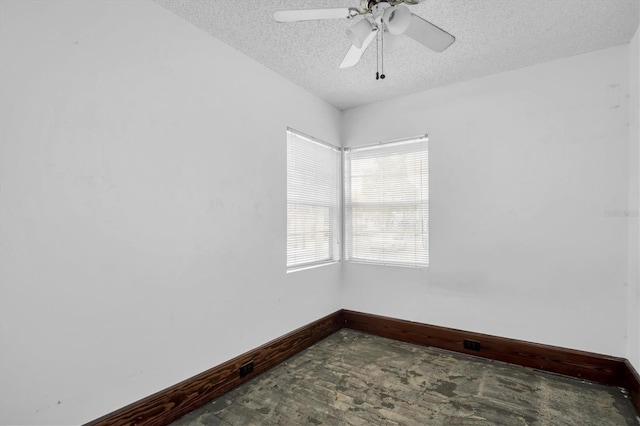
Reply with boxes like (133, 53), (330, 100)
(346, 18), (373, 48)
(383, 5), (411, 35)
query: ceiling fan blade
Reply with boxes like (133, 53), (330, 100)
(340, 29), (377, 68)
(274, 8), (353, 22)
(404, 14), (455, 52)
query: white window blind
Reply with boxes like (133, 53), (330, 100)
(344, 136), (429, 267)
(287, 129), (341, 270)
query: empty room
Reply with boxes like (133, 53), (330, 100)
(1, 0), (639, 425)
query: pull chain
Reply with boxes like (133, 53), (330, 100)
(375, 27), (386, 81)
(376, 28), (380, 80)
(380, 29), (385, 79)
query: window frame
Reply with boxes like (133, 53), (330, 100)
(286, 128), (342, 272)
(343, 135), (429, 268)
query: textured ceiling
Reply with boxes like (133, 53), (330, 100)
(153, 0), (640, 110)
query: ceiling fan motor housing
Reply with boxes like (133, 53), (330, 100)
(362, 0), (414, 12)
(362, 0), (389, 12)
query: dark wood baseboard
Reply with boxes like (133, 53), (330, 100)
(343, 310), (640, 415)
(85, 308), (640, 425)
(343, 310), (629, 388)
(84, 310), (344, 426)
(623, 359), (640, 414)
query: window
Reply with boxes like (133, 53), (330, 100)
(287, 129), (341, 270)
(344, 136), (429, 267)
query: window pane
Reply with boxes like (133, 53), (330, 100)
(345, 136), (429, 267)
(287, 129), (341, 270)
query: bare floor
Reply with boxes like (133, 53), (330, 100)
(171, 330), (639, 425)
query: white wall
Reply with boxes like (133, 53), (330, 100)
(629, 26), (640, 371)
(341, 45), (631, 358)
(0, 1), (342, 425)
(1, 1), (637, 424)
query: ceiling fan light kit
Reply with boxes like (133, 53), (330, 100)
(383, 4), (411, 34)
(347, 17), (374, 48)
(274, 0), (455, 79)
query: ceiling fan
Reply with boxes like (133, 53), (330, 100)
(273, 0), (455, 74)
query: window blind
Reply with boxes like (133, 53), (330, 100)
(287, 129), (341, 270)
(344, 136), (429, 267)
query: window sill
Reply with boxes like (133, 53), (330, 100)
(287, 261), (340, 274)
(346, 259), (429, 269)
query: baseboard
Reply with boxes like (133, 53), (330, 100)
(84, 310), (344, 426)
(343, 310), (629, 387)
(343, 310), (640, 415)
(85, 309), (640, 425)
(623, 359), (640, 414)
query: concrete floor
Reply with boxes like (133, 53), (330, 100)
(171, 329), (640, 425)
